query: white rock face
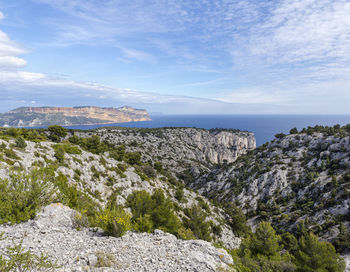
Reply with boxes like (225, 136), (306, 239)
(192, 132), (350, 239)
(343, 255), (350, 272)
(0, 204), (234, 272)
(86, 127), (256, 165)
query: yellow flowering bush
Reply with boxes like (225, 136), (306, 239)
(72, 209), (90, 230)
(96, 207), (131, 237)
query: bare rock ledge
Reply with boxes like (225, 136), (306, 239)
(0, 203), (234, 271)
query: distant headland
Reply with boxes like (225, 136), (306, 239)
(0, 106), (151, 127)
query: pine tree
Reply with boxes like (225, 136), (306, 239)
(251, 221), (282, 258)
(296, 232), (345, 272)
(334, 223), (350, 253)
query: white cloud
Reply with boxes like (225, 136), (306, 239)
(0, 23), (237, 112)
(0, 71), (45, 82)
(31, 0), (262, 57)
(0, 30), (27, 56)
(0, 2), (349, 114)
(35, 0), (350, 80)
(218, 88), (287, 104)
(242, 0), (350, 76)
(0, 56), (26, 68)
(0, 27), (27, 70)
(0, 71), (284, 114)
(117, 46), (155, 63)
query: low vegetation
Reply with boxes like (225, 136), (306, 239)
(233, 221), (345, 272)
(0, 170), (55, 224)
(0, 233), (58, 272)
(0, 125), (349, 271)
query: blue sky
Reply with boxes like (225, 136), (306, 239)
(0, 0), (349, 114)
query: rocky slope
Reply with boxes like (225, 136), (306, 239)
(0, 204), (233, 271)
(0, 132), (243, 249)
(0, 106), (151, 127)
(2, 125), (349, 271)
(76, 127), (256, 179)
(191, 127), (350, 242)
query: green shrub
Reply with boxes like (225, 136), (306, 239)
(275, 133), (286, 139)
(48, 125), (67, 142)
(95, 206), (131, 237)
(296, 232), (345, 272)
(112, 164), (127, 178)
(132, 214), (153, 233)
(184, 204), (211, 241)
(15, 137), (27, 149)
(154, 161), (163, 172)
(224, 203), (250, 237)
(53, 172), (97, 215)
(196, 196), (210, 213)
(281, 232), (299, 254)
(134, 167), (149, 181)
(25, 130), (46, 142)
(127, 189), (181, 235)
(247, 221), (282, 257)
(54, 145), (65, 163)
(141, 165), (157, 179)
(234, 221), (346, 272)
(236, 222), (295, 272)
(68, 135), (80, 145)
(90, 165), (100, 179)
(82, 135), (108, 154)
(99, 156), (107, 167)
(334, 223), (350, 253)
(175, 188), (184, 202)
(5, 128), (20, 137)
(125, 152), (142, 165)
(0, 170), (55, 224)
(127, 190), (154, 218)
(290, 128), (298, 134)
(4, 149), (19, 160)
(150, 189), (181, 234)
(69, 135), (108, 154)
(53, 143), (81, 155)
(117, 163), (127, 173)
(177, 227), (196, 240)
(109, 145), (126, 161)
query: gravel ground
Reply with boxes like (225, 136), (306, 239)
(0, 204), (233, 272)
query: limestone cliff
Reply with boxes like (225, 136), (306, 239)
(191, 127), (350, 244)
(0, 106), (151, 127)
(75, 127), (256, 180)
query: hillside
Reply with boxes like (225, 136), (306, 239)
(0, 106), (151, 127)
(191, 125), (350, 243)
(75, 127), (256, 178)
(0, 127), (256, 249)
(0, 125), (348, 271)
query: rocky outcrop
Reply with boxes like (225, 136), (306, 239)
(191, 131), (350, 242)
(0, 204), (234, 271)
(76, 127), (256, 179)
(0, 136), (241, 249)
(0, 106), (151, 127)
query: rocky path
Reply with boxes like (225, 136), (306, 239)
(0, 204), (233, 271)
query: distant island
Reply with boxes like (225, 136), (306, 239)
(0, 106), (151, 127)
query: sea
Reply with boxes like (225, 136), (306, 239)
(66, 115), (350, 146)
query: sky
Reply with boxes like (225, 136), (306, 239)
(0, 0), (349, 114)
